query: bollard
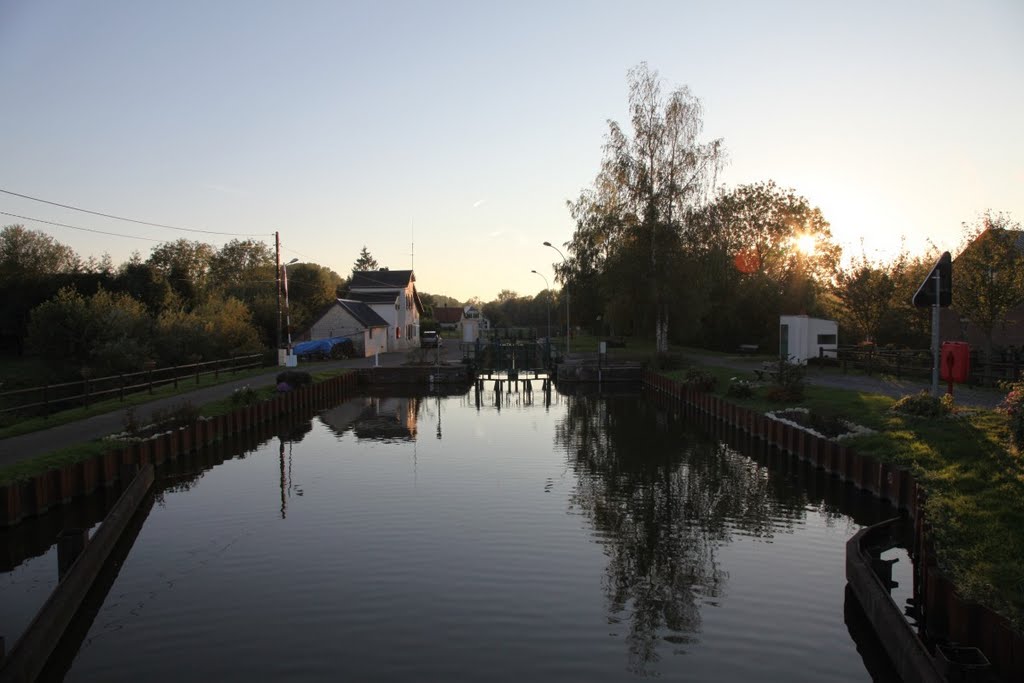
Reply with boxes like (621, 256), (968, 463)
(57, 528), (89, 580)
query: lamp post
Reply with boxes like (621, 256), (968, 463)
(531, 270), (552, 364)
(543, 241), (570, 355)
(281, 258), (299, 355)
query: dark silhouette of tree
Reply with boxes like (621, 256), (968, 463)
(567, 63), (725, 352)
(352, 245), (379, 273)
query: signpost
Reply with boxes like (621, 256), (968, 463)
(912, 251), (952, 397)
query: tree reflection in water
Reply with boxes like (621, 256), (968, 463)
(556, 394), (807, 674)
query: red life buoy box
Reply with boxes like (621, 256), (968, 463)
(940, 342), (970, 383)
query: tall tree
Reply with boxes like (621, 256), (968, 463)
(567, 64), (725, 351)
(0, 225), (82, 353)
(352, 245), (379, 273)
(0, 225), (79, 281)
(687, 181), (840, 350)
(147, 239), (215, 308)
(952, 211), (1024, 354)
(209, 239), (275, 288)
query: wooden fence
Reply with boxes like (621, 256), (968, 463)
(0, 354), (266, 419)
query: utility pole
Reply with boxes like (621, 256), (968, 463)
(275, 231), (282, 362)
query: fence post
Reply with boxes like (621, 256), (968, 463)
(43, 384), (50, 417)
(119, 374), (125, 402)
(195, 364), (200, 385)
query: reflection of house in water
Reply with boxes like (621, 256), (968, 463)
(320, 397), (420, 442)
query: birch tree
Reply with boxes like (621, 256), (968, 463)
(567, 64), (724, 352)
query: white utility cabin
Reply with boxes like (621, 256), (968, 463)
(779, 315), (838, 363)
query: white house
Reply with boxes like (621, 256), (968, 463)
(779, 315), (838, 363)
(346, 270), (424, 352)
(306, 299), (389, 357)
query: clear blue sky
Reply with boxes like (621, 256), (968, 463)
(1, 0), (1021, 302)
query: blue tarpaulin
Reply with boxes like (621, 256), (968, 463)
(292, 337), (351, 358)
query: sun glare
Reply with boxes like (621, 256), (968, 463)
(795, 234), (816, 256)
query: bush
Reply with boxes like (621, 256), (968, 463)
(892, 391), (951, 418)
(275, 370), (312, 388)
(231, 385), (260, 406)
(767, 357), (806, 402)
(684, 368), (717, 392)
(726, 377), (754, 399)
(151, 401), (200, 429)
(998, 380), (1024, 450)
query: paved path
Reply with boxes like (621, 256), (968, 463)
(0, 351), (415, 467)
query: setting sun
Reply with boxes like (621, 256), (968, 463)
(795, 233), (817, 256)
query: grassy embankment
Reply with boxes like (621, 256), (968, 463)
(0, 367), (351, 485)
(660, 355), (1022, 629)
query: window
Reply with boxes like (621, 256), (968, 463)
(817, 334), (837, 345)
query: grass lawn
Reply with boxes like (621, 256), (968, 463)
(665, 361), (1024, 629)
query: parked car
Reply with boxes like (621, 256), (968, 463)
(421, 331), (441, 348)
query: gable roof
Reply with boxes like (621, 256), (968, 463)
(337, 299), (390, 328)
(433, 306), (464, 324)
(350, 270), (415, 290)
(347, 291), (400, 305)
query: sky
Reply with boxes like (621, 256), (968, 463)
(1, 0), (1021, 302)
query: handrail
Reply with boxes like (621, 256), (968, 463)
(0, 354), (266, 418)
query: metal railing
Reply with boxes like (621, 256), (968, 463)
(816, 345), (1022, 387)
(0, 354), (266, 419)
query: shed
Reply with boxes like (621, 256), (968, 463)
(779, 315), (838, 363)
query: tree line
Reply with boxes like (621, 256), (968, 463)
(548, 63), (1023, 355)
(0, 227), (347, 380)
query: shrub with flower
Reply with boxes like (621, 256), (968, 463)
(998, 379), (1024, 451)
(726, 377), (754, 399)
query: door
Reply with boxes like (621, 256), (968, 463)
(780, 324), (789, 360)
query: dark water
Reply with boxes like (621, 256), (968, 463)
(1, 388), (902, 681)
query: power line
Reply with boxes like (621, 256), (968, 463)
(0, 210), (163, 242)
(0, 188), (268, 237)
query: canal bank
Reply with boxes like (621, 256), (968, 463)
(642, 370), (1022, 682)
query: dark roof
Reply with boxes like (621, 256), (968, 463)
(350, 270), (415, 289)
(337, 299), (389, 328)
(346, 291), (400, 304)
(433, 306), (464, 324)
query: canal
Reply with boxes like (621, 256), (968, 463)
(1, 386), (903, 681)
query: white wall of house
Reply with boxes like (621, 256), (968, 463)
(779, 315), (838, 363)
(364, 326), (388, 356)
(310, 305), (362, 341)
(308, 304), (390, 358)
(359, 290), (421, 351)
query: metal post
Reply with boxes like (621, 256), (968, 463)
(275, 231), (282, 357)
(931, 269), (941, 397)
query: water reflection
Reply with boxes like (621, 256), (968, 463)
(556, 393), (899, 675)
(321, 396), (421, 441)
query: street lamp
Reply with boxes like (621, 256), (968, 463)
(543, 241), (570, 355)
(531, 270), (552, 363)
(282, 258), (299, 354)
